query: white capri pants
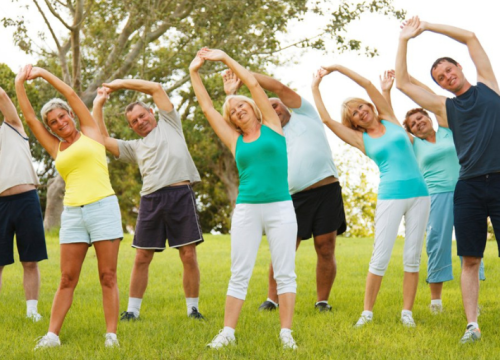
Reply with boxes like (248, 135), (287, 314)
(228, 201), (298, 300)
(369, 196), (430, 276)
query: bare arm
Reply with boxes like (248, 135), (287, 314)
(252, 73), (302, 109)
(189, 54), (239, 154)
(222, 70), (243, 96)
(92, 88), (120, 157)
(408, 74), (448, 127)
(379, 70), (395, 111)
(311, 70), (365, 153)
(0, 87), (26, 136)
(15, 66), (59, 158)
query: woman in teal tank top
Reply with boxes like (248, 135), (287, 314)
(190, 48), (298, 349)
(311, 64), (430, 328)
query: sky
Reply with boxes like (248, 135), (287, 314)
(1, 0), (498, 188)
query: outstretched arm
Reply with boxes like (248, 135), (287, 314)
(15, 65), (59, 158)
(92, 87), (120, 157)
(311, 69), (365, 153)
(396, 17), (448, 127)
(252, 72), (301, 109)
(408, 74), (448, 126)
(189, 54), (239, 154)
(379, 70), (395, 110)
(103, 79), (173, 112)
(199, 48), (282, 134)
(0, 87), (26, 136)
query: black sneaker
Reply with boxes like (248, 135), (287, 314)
(315, 302), (332, 312)
(120, 311), (139, 321)
(189, 307), (205, 320)
(258, 300), (278, 311)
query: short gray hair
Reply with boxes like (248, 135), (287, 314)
(40, 98), (73, 127)
(125, 101), (151, 117)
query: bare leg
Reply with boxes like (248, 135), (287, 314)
(178, 244), (200, 298)
(267, 238), (301, 303)
(278, 292), (296, 329)
(22, 261), (40, 300)
(94, 239), (120, 334)
(461, 256), (481, 323)
(314, 232), (337, 302)
(403, 272), (419, 311)
(363, 272), (383, 311)
(129, 249), (155, 298)
(223, 295), (245, 329)
(48, 243), (88, 335)
(429, 282), (443, 300)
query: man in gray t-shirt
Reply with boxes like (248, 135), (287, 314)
(93, 80), (204, 320)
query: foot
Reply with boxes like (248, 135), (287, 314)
(354, 315), (372, 328)
(207, 330), (235, 349)
(315, 302), (332, 312)
(460, 325), (481, 344)
(34, 334), (61, 350)
(430, 303), (443, 315)
(27, 312), (43, 322)
(120, 311), (139, 321)
(258, 300), (278, 311)
(188, 307), (205, 320)
(104, 334), (120, 348)
(280, 331), (298, 350)
(401, 313), (416, 328)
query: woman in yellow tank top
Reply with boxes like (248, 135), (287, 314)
(15, 65), (123, 349)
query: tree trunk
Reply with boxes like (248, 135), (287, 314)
(43, 174), (65, 231)
(212, 149), (239, 208)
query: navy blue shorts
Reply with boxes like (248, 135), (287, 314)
(133, 185), (204, 251)
(454, 173), (500, 257)
(292, 182), (346, 240)
(0, 190), (47, 266)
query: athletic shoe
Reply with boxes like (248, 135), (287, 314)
(280, 331), (298, 350)
(104, 334), (120, 348)
(34, 334), (60, 350)
(401, 313), (416, 328)
(120, 311), (138, 321)
(189, 307), (205, 320)
(27, 312), (43, 322)
(258, 300), (278, 311)
(354, 315), (372, 328)
(207, 330), (235, 349)
(315, 302), (332, 312)
(430, 304), (443, 315)
(460, 325), (481, 344)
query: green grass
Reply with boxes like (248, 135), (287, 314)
(1, 234), (499, 359)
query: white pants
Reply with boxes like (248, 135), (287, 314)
(228, 201), (298, 300)
(369, 196), (430, 276)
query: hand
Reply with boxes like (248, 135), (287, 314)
(400, 16), (425, 41)
(15, 65), (33, 83)
(93, 87), (110, 106)
(319, 65), (338, 76)
(102, 79), (123, 93)
(379, 70), (395, 92)
(199, 48), (227, 62)
(222, 70), (242, 95)
(189, 53), (205, 72)
(26, 66), (44, 80)
(311, 69), (324, 88)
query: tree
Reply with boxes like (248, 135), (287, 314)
(3, 0), (405, 232)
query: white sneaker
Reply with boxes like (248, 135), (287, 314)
(430, 304), (443, 315)
(207, 330), (235, 349)
(27, 312), (43, 322)
(34, 334), (61, 350)
(280, 331), (297, 350)
(401, 313), (416, 328)
(354, 315), (372, 328)
(104, 334), (120, 348)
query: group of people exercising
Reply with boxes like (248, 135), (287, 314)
(0, 17), (498, 350)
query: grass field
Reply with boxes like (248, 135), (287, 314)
(0, 233), (499, 359)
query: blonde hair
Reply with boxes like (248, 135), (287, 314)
(340, 97), (378, 132)
(222, 95), (262, 132)
(40, 98), (74, 127)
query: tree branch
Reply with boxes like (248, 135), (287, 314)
(42, 0), (74, 30)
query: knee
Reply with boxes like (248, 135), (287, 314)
(59, 272), (79, 290)
(462, 256), (481, 269)
(134, 251), (154, 267)
(179, 245), (197, 266)
(21, 262), (38, 272)
(99, 269), (117, 289)
(314, 234), (335, 259)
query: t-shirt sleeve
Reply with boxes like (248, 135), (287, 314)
(159, 108), (183, 135)
(289, 96), (320, 121)
(116, 139), (138, 163)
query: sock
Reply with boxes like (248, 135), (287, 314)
(26, 299), (38, 316)
(222, 326), (235, 338)
(402, 310), (413, 317)
(186, 297), (199, 316)
(467, 322), (479, 330)
(47, 332), (59, 340)
(315, 300), (328, 306)
(431, 299), (442, 306)
(127, 297), (142, 317)
(266, 298), (279, 307)
(361, 310), (373, 319)
(280, 328), (292, 337)
(105, 333), (117, 340)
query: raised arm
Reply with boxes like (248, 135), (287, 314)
(222, 70), (243, 96)
(252, 73), (301, 109)
(396, 17), (448, 127)
(189, 54), (239, 154)
(199, 48), (282, 134)
(15, 65), (59, 158)
(311, 69), (365, 153)
(103, 79), (173, 112)
(0, 87), (26, 136)
(92, 87), (120, 157)
(379, 70), (395, 110)
(408, 74), (448, 127)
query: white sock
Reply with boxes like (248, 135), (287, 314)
(361, 310), (373, 319)
(402, 310), (413, 317)
(280, 328), (292, 337)
(222, 326), (235, 338)
(266, 298), (279, 307)
(431, 299), (442, 306)
(315, 300), (328, 306)
(186, 297), (199, 316)
(467, 322), (479, 330)
(105, 333), (117, 340)
(127, 297), (142, 316)
(26, 299), (38, 315)
(47, 332), (59, 340)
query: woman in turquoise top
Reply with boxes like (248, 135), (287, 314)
(311, 64), (430, 328)
(190, 48), (298, 350)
